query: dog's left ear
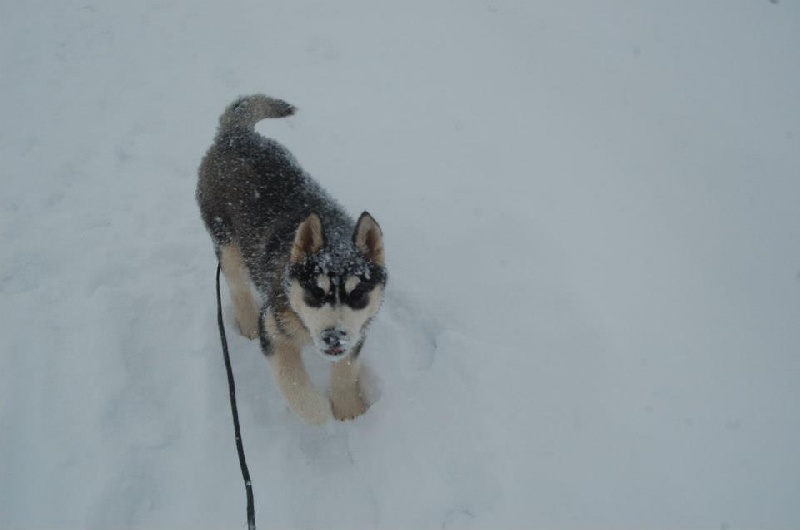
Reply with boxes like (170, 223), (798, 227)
(353, 212), (385, 266)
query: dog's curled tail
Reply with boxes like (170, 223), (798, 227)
(217, 94), (296, 135)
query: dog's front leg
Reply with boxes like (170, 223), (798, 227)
(330, 351), (368, 421)
(268, 343), (332, 426)
(263, 328), (331, 426)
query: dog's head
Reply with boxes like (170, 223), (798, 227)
(286, 212), (387, 361)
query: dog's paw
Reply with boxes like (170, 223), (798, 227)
(332, 390), (368, 421)
(236, 317), (259, 340)
(289, 391), (332, 427)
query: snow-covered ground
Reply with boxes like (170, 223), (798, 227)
(2, 1), (799, 528)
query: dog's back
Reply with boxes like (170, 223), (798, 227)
(197, 95), (352, 293)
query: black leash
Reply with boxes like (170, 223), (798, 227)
(216, 264), (256, 530)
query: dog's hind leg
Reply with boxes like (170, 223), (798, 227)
(220, 243), (260, 339)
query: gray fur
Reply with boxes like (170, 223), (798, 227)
(197, 94), (385, 323)
(202, 98), (344, 295)
(197, 94), (386, 423)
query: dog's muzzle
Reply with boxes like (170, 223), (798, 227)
(321, 328), (349, 357)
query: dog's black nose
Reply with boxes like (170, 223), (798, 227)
(321, 328), (346, 347)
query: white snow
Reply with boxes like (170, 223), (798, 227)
(2, 0), (799, 528)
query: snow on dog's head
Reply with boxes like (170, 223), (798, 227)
(286, 213), (387, 361)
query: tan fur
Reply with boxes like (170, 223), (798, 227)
(220, 244), (260, 339)
(264, 308), (308, 342)
(344, 276), (359, 294)
(265, 329), (332, 426)
(316, 274), (331, 293)
(262, 309), (367, 424)
(265, 284), (379, 424)
(330, 356), (367, 420)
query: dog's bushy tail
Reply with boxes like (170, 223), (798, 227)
(217, 94), (296, 136)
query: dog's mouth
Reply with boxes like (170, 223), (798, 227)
(323, 346), (346, 357)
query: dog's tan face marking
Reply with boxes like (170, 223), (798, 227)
(316, 274), (331, 293)
(287, 279), (383, 362)
(344, 276), (359, 295)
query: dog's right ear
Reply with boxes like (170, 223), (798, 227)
(290, 213), (324, 263)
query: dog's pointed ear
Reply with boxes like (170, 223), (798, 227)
(291, 213), (324, 263)
(353, 212), (385, 266)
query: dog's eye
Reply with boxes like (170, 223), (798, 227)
(303, 285), (327, 307)
(348, 285), (369, 307)
(309, 287), (326, 300)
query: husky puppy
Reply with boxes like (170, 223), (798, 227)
(197, 95), (387, 425)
